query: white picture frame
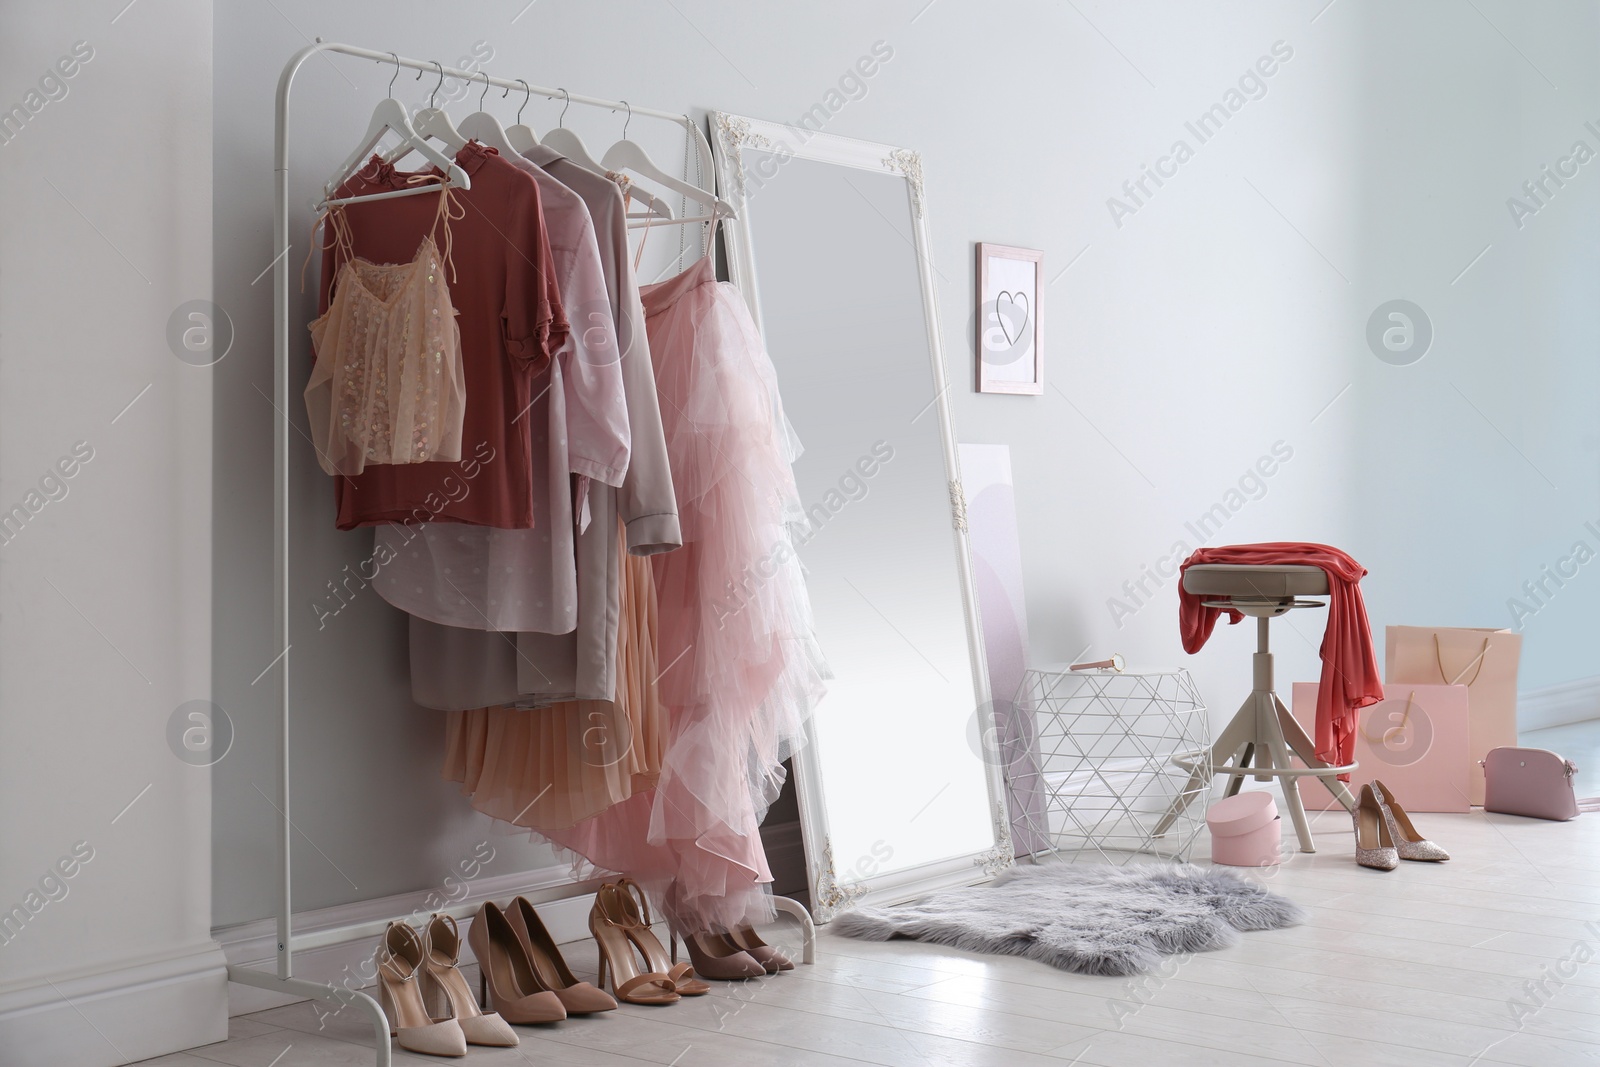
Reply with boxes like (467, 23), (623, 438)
(976, 242), (1044, 395)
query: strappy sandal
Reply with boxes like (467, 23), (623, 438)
(605, 880), (711, 995)
(374, 921), (467, 1057)
(589, 883), (681, 1006)
(419, 914), (518, 1047)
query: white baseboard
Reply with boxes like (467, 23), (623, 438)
(215, 864), (591, 1017)
(0, 940), (228, 1066)
(1520, 675), (1600, 732)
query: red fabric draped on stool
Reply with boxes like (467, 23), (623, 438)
(1178, 543), (1383, 777)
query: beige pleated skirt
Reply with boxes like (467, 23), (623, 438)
(442, 533), (665, 831)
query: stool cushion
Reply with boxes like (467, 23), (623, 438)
(1181, 563), (1328, 598)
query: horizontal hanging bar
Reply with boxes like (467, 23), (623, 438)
(308, 38), (700, 134)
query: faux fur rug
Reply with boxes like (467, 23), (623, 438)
(832, 863), (1307, 976)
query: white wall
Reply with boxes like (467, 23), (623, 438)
(0, 0), (224, 1063)
(210, 0), (1599, 957)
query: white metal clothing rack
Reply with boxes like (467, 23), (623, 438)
(233, 41), (813, 1067)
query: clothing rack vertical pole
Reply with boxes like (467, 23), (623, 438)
(222, 43), (811, 1067)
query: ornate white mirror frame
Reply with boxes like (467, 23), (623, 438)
(711, 112), (1012, 920)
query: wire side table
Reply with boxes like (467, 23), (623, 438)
(1005, 667), (1210, 864)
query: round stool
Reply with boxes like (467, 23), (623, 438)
(1153, 563), (1357, 853)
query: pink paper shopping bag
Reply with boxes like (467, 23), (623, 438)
(1293, 682), (1471, 813)
(1386, 626), (1521, 805)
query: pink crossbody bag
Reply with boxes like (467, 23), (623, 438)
(1480, 747), (1580, 821)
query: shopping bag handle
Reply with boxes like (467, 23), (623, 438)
(1434, 634), (1489, 687)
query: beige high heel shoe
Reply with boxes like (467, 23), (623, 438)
(505, 896), (618, 1014)
(602, 880), (709, 995)
(1370, 780), (1450, 861)
(727, 925), (794, 973)
(419, 914), (518, 1047)
(1353, 783), (1399, 871)
(373, 921), (467, 1058)
(465, 901), (567, 1024)
(589, 883), (680, 1006)
(680, 930), (768, 980)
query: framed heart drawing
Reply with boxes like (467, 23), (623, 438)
(976, 243), (1043, 394)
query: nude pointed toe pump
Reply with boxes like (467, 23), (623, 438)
(466, 901), (568, 1024)
(506, 895), (618, 1014)
(374, 921), (468, 1058)
(681, 930), (768, 981)
(419, 914), (518, 1047)
(1353, 783), (1399, 871)
(589, 883), (681, 1005)
(1370, 779), (1450, 861)
(727, 925), (794, 973)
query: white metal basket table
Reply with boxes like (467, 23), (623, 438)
(1006, 667), (1210, 864)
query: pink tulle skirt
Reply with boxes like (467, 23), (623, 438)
(545, 257), (827, 931)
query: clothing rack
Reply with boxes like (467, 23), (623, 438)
(231, 41), (813, 1067)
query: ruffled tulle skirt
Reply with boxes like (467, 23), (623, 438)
(543, 259), (828, 931)
(442, 258), (827, 932)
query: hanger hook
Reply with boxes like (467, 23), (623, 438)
(386, 53), (399, 99)
(478, 70), (491, 111)
(516, 80), (532, 124)
(557, 88), (570, 129)
(620, 100), (632, 141)
(429, 61), (444, 109)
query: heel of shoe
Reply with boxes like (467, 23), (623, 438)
(374, 972), (399, 1037)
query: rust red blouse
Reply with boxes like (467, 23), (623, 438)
(318, 142), (568, 529)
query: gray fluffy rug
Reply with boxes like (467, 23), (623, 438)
(832, 863), (1307, 976)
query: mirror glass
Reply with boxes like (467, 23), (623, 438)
(719, 124), (1003, 908)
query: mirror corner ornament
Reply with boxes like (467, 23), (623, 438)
(973, 804), (1015, 877)
(715, 113), (772, 198)
(811, 837), (867, 923)
(881, 148), (925, 217)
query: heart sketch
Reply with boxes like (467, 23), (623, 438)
(996, 290), (1030, 347)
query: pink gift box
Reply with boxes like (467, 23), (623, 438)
(1206, 791), (1282, 867)
(1291, 682), (1471, 813)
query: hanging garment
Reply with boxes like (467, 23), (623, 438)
(406, 148), (680, 705)
(441, 531), (666, 830)
(1178, 542), (1383, 776)
(369, 149), (630, 633)
(319, 143), (567, 530)
(513, 147), (683, 700)
(305, 181), (465, 476)
(542, 255), (829, 933)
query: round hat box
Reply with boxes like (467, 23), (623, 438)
(1205, 791), (1282, 867)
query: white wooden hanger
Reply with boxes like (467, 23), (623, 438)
(321, 55), (469, 207)
(601, 102), (735, 221)
(457, 71), (518, 156)
(504, 80), (539, 156)
(542, 91), (672, 221)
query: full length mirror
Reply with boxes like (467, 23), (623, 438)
(714, 115), (1009, 917)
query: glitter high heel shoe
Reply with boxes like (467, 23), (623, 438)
(1353, 783), (1398, 871)
(1370, 779), (1450, 861)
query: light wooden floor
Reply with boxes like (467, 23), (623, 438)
(138, 722), (1600, 1067)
